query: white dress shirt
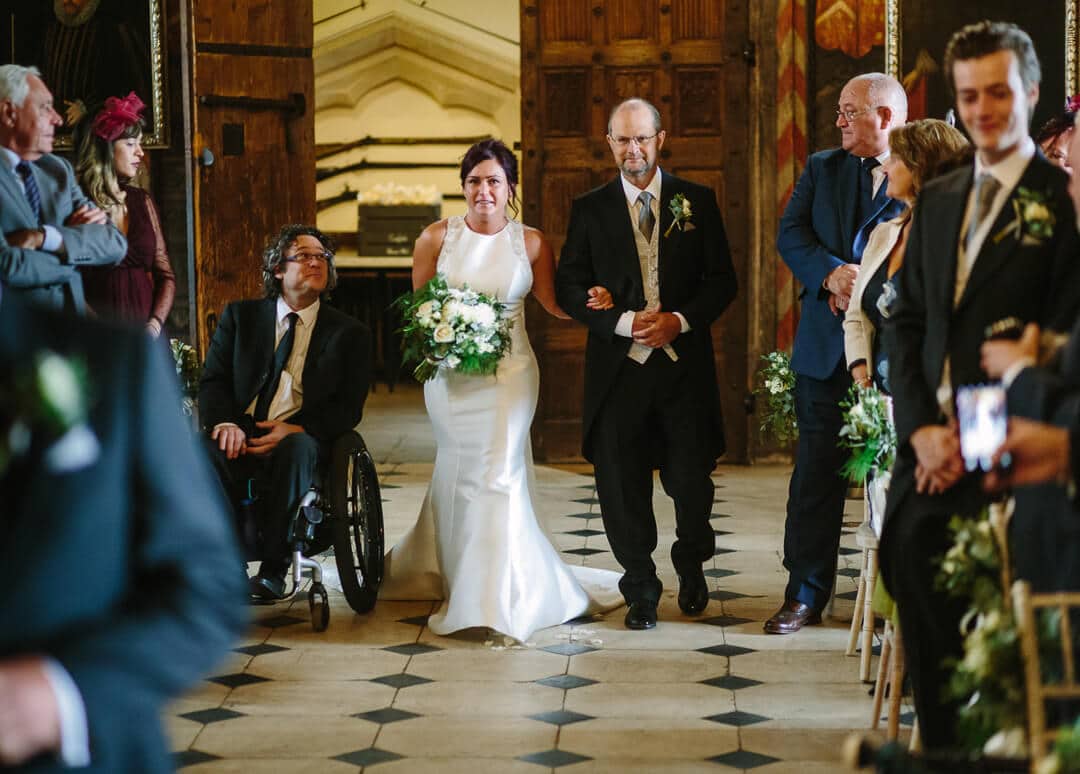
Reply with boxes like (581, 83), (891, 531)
(244, 297), (320, 422)
(1, 146), (63, 252)
(868, 149), (890, 199)
(612, 169), (690, 340)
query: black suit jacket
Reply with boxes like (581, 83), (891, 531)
(555, 171), (738, 461)
(0, 292), (247, 773)
(198, 298), (371, 444)
(883, 152), (1080, 529)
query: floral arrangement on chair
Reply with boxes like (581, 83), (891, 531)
(837, 383), (896, 484)
(754, 350), (797, 442)
(170, 339), (201, 417)
(396, 274), (512, 383)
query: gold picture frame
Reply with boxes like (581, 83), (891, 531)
(885, 0), (1079, 123)
(1, 0), (168, 149)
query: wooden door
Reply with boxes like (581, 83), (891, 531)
(521, 0), (751, 462)
(190, 1), (314, 350)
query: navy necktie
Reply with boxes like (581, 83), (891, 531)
(16, 161), (42, 224)
(853, 158), (883, 260)
(254, 312), (299, 422)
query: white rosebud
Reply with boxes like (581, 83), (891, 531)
(433, 324), (456, 343)
(36, 353), (83, 426)
(1024, 202), (1050, 222)
(683, 199), (692, 217)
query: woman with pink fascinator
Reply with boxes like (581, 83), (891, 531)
(1036, 94), (1080, 174)
(73, 92), (175, 336)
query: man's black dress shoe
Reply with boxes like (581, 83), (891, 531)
(677, 567), (709, 616)
(249, 572), (287, 602)
(763, 599), (821, 634)
(624, 600), (658, 630)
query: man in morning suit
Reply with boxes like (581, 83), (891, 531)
(0, 287), (247, 772)
(556, 98), (738, 630)
(0, 64), (125, 312)
(200, 224), (371, 600)
(768, 73), (908, 634)
(881, 21), (1080, 750)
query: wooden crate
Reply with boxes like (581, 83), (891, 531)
(357, 204), (440, 256)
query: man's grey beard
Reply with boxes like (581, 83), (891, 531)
(621, 161), (655, 180)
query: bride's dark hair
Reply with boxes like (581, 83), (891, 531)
(460, 138), (519, 217)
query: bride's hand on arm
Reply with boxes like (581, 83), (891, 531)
(411, 221), (447, 290)
(586, 286), (614, 310)
(526, 227), (570, 319)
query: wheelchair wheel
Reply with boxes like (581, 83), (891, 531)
(330, 433), (384, 614)
(309, 582), (330, 632)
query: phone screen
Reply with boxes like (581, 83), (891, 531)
(956, 384), (1007, 473)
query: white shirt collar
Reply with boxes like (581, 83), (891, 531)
(276, 296), (320, 329)
(973, 135), (1035, 190)
(0, 147), (23, 171)
(620, 167), (663, 206)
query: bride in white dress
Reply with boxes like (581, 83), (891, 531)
(379, 140), (623, 642)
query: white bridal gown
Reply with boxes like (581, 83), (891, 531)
(379, 216), (622, 642)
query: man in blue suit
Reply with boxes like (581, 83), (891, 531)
(766, 73), (908, 634)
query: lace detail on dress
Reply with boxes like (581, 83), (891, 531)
(437, 216), (466, 273)
(507, 219), (527, 264)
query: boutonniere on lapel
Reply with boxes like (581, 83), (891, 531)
(1, 351), (99, 477)
(992, 187), (1056, 246)
(664, 193), (694, 237)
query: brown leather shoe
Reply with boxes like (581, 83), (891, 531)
(763, 600), (822, 634)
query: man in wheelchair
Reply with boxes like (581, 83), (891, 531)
(199, 224), (370, 601)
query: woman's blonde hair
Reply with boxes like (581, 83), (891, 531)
(72, 109), (143, 215)
(888, 118), (970, 196)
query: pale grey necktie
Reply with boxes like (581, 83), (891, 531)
(637, 190), (655, 242)
(965, 173), (1002, 251)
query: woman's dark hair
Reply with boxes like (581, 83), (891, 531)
(944, 21), (1041, 96)
(72, 103), (144, 212)
(261, 224), (338, 299)
(459, 138), (519, 217)
(1036, 112), (1077, 147)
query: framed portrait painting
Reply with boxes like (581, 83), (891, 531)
(0, 0), (167, 148)
(884, 0), (1079, 132)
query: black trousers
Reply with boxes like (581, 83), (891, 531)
(782, 360), (851, 610)
(205, 431), (322, 572)
(592, 352), (717, 604)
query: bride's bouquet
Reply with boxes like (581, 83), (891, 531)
(396, 273), (513, 382)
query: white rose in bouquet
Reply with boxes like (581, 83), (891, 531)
(416, 300), (440, 325)
(433, 324), (456, 344)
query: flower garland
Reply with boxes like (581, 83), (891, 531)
(754, 350), (797, 442)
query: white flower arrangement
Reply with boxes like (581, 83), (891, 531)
(358, 183), (442, 206)
(396, 273), (512, 382)
(754, 350), (797, 442)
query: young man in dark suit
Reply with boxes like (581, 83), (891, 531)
(0, 287), (247, 772)
(881, 22), (1080, 750)
(556, 98), (738, 630)
(199, 224), (371, 600)
(769, 73), (908, 634)
(0, 64), (126, 313)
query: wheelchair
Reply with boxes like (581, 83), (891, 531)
(246, 430), (385, 631)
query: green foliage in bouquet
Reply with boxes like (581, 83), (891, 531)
(170, 339), (201, 417)
(1044, 715), (1080, 773)
(838, 383), (896, 483)
(396, 273), (513, 383)
(754, 350), (797, 442)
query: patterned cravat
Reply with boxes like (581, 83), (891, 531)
(965, 173), (1002, 252)
(254, 312), (299, 422)
(16, 161), (42, 224)
(637, 190), (655, 242)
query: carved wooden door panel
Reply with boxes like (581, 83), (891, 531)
(522, 0), (751, 462)
(190, 1), (314, 350)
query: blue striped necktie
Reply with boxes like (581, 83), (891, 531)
(16, 161), (42, 224)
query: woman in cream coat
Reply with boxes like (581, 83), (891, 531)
(844, 119), (970, 392)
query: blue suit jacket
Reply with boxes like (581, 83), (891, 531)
(777, 148), (904, 378)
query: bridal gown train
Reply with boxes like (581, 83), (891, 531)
(378, 216), (623, 642)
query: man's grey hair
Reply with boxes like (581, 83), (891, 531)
(851, 72), (908, 123)
(0, 65), (41, 107)
(607, 98), (662, 136)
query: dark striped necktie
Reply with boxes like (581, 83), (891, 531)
(16, 161), (42, 224)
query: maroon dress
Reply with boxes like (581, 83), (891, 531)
(81, 184), (176, 327)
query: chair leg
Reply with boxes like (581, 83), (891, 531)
(860, 547), (878, 682)
(909, 717), (921, 752)
(847, 545), (868, 656)
(887, 624), (905, 740)
(871, 619), (891, 730)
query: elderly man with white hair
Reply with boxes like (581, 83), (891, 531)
(0, 64), (125, 312)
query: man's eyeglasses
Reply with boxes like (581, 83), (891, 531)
(284, 251), (332, 265)
(608, 133), (659, 148)
(836, 106), (880, 122)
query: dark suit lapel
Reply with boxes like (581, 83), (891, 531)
(837, 154), (861, 261)
(934, 166), (974, 313)
(957, 157), (1046, 311)
(249, 299), (277, 398)
(601, 177), (643, 298)
(0, 161), (37, 225)
(302, 304), (333, 387)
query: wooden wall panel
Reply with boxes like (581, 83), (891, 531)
(193, 1), (310, 48)
(523, 0), (752, 463)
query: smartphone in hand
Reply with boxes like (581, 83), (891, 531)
(956, 384), (1008, 473)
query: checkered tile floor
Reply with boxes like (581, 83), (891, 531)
(169, 387), (912, 772)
